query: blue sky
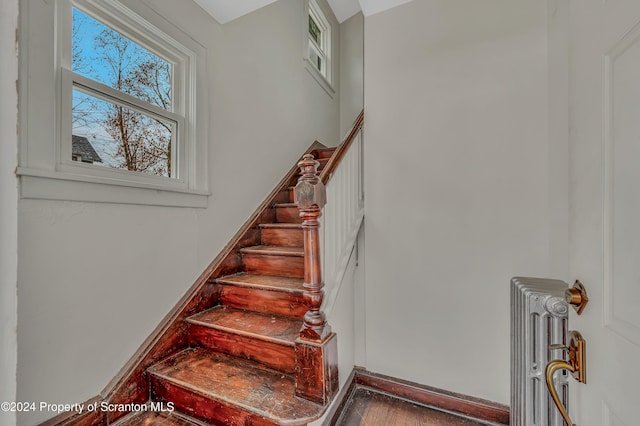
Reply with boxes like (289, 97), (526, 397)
(73, 8), (112, 84)
(73, 8), (171, 93)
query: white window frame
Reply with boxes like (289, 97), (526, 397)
(305, 0), (334, 95)
(18, 0), (209, 207)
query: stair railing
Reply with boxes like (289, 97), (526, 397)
(293, 111), (363, 405)
(320, 112), (364, 316)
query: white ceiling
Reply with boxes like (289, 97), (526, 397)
(356, 0), (415, 20)
(326, 0), (361, 23)
(191, 0), (279, 24)
(192, 0), (415, 24)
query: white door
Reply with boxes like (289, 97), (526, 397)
(569, 0), (640, 424)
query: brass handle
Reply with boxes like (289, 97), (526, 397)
(565, 280), (588, 315)
(545, 330), (586, 426)
(546, 360), (575, 426)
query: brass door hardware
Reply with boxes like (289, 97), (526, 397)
(565, 280), (588, 315)
(546, 330), (587, 426)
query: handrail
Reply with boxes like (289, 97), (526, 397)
(320, 110), (364, 184)
(292, 110), (365, 338)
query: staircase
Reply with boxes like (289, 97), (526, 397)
(115, 148), (336, 426)
(45, 113), (364, 426)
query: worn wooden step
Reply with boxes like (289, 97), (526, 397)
(315, 148), (336, 159)
(148, 348), (323, 426)
(287, 186), (296, 203)
(186, 306), (300, 373)
(260, 223), (303, 247)
(113, 410), (206, 426)
(317, 157), (330, 168)
(240, 245), (304, 278)
(274, 203), (301, 224)
(216, 273), (307, 318)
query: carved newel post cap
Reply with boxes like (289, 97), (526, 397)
(295, 154), (326, 210)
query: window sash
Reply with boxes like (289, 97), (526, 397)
(61, 68), (185, 182)
(69, 71), (182, 126)
(308, 40), (326, 74)
(309, 14), (322, 45)
(71, 6), (175, 113)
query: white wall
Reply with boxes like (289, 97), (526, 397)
(547, 0), (569, 280)
(1, 1), (19, 426)
(309, 228), (364, 426)
(363, 0), (555, 404)
(339, 12), (364, 137)
(17, 0), (340, 424)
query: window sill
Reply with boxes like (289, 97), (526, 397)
(304, 59), (335, 98)
(17, 167), (209, 208)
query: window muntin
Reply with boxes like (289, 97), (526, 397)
(69, 6), (177, 178)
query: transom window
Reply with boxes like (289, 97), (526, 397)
(308, 0), (331, 83)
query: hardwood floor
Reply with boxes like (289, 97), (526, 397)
(335, 387), (503, 426)
(325, 369), (509, 426)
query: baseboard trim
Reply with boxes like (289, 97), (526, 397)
(325, 367), (510, 425)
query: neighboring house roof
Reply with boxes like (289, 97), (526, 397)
(72, 135), (102, 163)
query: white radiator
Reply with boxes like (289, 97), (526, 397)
(511, 277), (569, 426)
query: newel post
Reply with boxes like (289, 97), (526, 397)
(293, 154), (338, 404)
(295, 154), (329, 340)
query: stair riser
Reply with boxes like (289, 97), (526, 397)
(242, 254), (304, 278)
(150, 378), (278, 426)
(275, 207), (302, 224)
(219, 286), (307, 318)
(315, 149), (334, 160)
(187, 325), (296, 373)
(261, 228), (303, 247)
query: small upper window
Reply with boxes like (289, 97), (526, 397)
(71, 8), (177, 178)
(308, 0), (331, 83)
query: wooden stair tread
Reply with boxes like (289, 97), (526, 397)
(114, 410), (205, 426)
(259, 223), (302, 229)
(275, 203), (297, 208)
(186, 306), (301, 345)
(148, 348), (323, 423)
(216, 273), (304, 292)
(240, 245), (303, 257)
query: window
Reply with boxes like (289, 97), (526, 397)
(70, 8), (178, 178)
(306, 0), (333, 88)
(18, 0), (209, 207)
